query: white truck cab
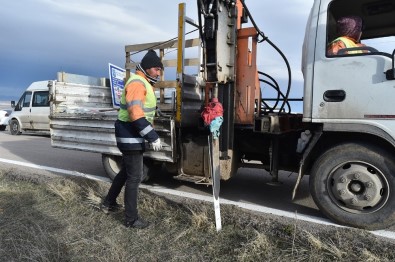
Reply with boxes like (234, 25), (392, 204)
(303, 0), (395, 123)
(9, 81), (50, 135)
(299, 0), (395, 229)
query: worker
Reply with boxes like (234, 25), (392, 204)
(101, 50), (163, 229)
(327, 15), (366, 56)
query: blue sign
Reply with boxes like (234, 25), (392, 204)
(108, 63), (126, 108)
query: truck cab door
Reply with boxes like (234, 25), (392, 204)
(311, 0), (395, 124)
(312, 54), (394, 120)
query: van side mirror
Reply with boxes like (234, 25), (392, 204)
(386, 49), (395, 80)
(11, 101), (15, 108)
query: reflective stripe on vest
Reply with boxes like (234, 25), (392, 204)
(116, 137), (145, 144)
(119, 100), (143, 110)
(335, 37), (362, 54)
(118, 74), (157, 124)
(139, 125), (153, 137)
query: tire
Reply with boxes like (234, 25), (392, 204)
(9, 119), (21, 135)
(102, 154), (122, 180)
(310, 142), (395, 230)
(102, 154), (161, 183)
(141, 158), (162, 183)
(0, 125), (6, 131)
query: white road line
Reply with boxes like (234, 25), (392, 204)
(1, 157), (395, 241)
(0, 158), (112, 183)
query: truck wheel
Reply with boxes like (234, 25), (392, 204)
(102, 154), (160, 183)
(310, 143), (395, 230)
(102, 154), (121, 180)
(141, 158), (162, 183)
(9, 119), (21, 135)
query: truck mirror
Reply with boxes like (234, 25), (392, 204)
(11, 101), (15, 108)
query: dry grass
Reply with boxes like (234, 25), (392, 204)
(0, 168), (394, 262)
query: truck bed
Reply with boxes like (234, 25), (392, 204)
(49, 73), (175, 163)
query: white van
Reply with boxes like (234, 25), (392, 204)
(9, 81), (50, 135)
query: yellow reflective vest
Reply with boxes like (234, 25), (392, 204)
(334, 37), (363, 54)
(118, 73), (156, 124)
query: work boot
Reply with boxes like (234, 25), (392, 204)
(100, 201), (123, 214)
(125, 217), (150, 229)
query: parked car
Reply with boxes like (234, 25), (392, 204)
(0, 109), (12, 131)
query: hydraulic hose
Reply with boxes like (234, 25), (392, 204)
(259, 79), (291, 113)
(258, 71), (281, 111)
(240, 0), (292, 115)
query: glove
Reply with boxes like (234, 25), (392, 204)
(151, 138), (162, 151)
(209, 116), (223, 139)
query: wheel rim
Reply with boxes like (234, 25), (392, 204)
(327, 161), (390, 214)
(12, 122), (18, 132)
(108, 156), (121, 174)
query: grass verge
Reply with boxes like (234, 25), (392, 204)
(0, 168), (394, 262)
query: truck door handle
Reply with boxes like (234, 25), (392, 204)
(323, 90), (346, 102)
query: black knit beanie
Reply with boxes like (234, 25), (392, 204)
(141, 50), (164, 70)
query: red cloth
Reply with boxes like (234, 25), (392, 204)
(201, 98), (224, 126)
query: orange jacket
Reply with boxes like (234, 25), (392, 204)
(124, 70), (154, 121)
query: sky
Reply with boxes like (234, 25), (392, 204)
(0, 0), (314, 112)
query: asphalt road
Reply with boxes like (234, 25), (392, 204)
(0, 129), (323, 219)
(3, 129), (395, 236)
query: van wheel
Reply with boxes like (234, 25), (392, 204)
(102, 154), (121, 180)
(9, 119), (21, 135)
(310, 142), (395, 230)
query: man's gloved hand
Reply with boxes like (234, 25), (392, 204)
(151, 138), (162, 151)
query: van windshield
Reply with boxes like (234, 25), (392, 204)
(17, 91), (32, 110)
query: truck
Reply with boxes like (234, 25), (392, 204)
(49, 0), (395, 230)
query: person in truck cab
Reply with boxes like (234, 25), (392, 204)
(101, 50), (163, 229)
(327, 15), (366, 55)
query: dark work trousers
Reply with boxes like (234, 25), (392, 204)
(105, 150), (143, 222)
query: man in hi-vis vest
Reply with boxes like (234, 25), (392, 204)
(327, 15), (366, 56)
(101, 50), (163, 229)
